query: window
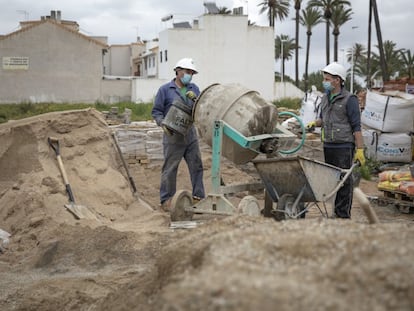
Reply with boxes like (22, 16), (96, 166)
(160, 51), (163, 63)
(165, 50), (168, 62)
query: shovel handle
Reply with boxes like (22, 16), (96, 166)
(48, 137), (75, 202)
(112, 132), (137, 193)
(48, 137), (60, 156)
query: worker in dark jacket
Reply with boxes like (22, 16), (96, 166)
(307, 62), (365, 218)
(151, 58), (205, 211)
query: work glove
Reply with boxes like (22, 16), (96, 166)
(161, 125), (173, 136)
(306, 120), (316, 131)
(354, 148), (366, 166)
(185, 91), (197, 102)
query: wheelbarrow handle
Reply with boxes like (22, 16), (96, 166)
(323, 162), (358, 202)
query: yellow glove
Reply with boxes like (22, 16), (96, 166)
(185, 91), (197, 102)
(354, 148), (366, 166)
(161, 125), (173, 136)
(306, 121), (316, 131)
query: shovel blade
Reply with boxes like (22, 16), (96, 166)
(64, 203), (98, 220)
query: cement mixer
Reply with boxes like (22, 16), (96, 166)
(169, 83), (306, 222)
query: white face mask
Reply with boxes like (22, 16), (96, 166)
(322, 81), (334, 92)
(180, 73), (192, 85)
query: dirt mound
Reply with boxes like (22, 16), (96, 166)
(0, 109), (413, 311)
(93, 216), (414, 311)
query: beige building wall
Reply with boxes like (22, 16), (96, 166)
(100, 79), (132, 103)
(105, 45), (132, 76)
(0, 20), (106, 103)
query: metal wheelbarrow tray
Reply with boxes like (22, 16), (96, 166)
(252, 156), (353, 220)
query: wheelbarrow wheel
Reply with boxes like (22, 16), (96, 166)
(273, 194), (306, 221)
(170, 190), (194, 221)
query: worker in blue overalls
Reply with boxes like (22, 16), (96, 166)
(152, 58), (205, 211)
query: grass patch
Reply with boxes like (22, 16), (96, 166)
(0, 101), (154, 124)
(272, 98), (302, 110)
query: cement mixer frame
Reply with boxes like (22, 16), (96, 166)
(170, 119), (300, 221)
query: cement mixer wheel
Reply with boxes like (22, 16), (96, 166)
(170, 190), (194, 222)
(238, 195), (261, 216)
(272, 194), (305, 221)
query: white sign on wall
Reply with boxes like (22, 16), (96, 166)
(2, 56), (29, 70)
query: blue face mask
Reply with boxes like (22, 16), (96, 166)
(322, 81), (334, 92)
(180, 73), (192, 85)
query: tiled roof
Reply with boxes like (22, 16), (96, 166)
(0, 19), (108, 48)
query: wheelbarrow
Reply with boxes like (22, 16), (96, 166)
(252, 156), (357, 220)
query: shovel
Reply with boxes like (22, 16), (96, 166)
(111, 132), (153, 211)
(48, 137), (98, 220)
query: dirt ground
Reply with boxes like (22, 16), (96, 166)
(0, 109), (413, 311)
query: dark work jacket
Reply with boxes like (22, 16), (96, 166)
(320, 88), (356, 144)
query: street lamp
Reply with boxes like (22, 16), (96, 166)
(280, 38), (287, 83)
(350, 26), (358, 94)
(340, 48), (345, 66)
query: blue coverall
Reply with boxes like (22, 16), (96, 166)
(152, 79), (205, 205)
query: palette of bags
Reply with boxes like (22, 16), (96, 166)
(377, 167), (414, 196)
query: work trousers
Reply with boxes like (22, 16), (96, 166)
(160, 130), (205, 204)
(323, 146), (355, 218)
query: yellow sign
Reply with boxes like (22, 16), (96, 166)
(2, 56), (29, 70)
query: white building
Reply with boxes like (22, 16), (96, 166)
(156, 13), (275, 100)
(0, 8), (302, 104)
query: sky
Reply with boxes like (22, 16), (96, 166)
(1, 0), (413, 79)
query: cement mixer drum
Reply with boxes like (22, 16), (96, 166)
(193, 83), (278, 164)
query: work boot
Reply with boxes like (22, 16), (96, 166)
(160, 199), (171, 212)
(192, 196), (202, 204)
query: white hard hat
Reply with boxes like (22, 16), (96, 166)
(174, 58), (198, 74)
(322, 62), (346, 81)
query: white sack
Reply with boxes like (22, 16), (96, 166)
(361, 90), (414, 132)
(362, 128), (412, 163)
(299, 86), (323, 126)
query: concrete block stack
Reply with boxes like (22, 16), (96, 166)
(111, 121), (163, 165)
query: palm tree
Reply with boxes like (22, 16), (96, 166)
(300, 7), (323, 91)
(372, 40), (404, 79)
(346, 43), (366, 65)
(307, 0), (351, 65)
(258, 0), (290, 28)
(348, 41), (406, 86)
(345, 43), (366, 86)
(293, 0), (303, 87)
(275, 34), (295, 81)
(330, 5), (353, 62)
(400, 49), (414, 80)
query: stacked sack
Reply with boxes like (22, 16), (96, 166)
(361, 90), (414, 163)
(378, 167), (414, 195)
(299, 86), (323, 133)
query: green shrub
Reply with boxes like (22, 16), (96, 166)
(0, 101), (154, 124)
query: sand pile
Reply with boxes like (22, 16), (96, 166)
(0, 109), (153, 228)
(0, 109), (166, 261)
